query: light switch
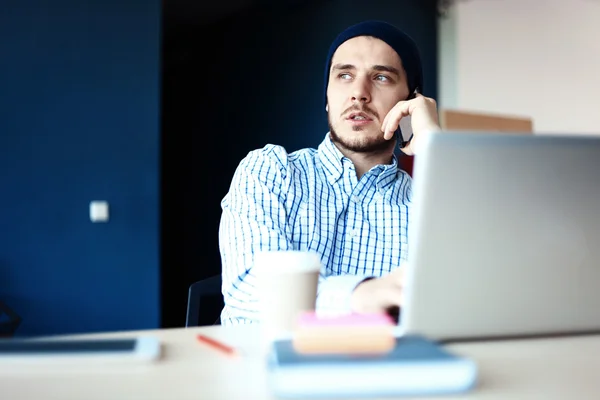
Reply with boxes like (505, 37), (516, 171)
(90, 201), (109, 223)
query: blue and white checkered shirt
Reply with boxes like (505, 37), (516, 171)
(219, 133), (412, 325)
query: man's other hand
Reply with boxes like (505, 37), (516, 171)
(350, 268), (405, 315)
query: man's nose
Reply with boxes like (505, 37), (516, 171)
(351, 78), (371, 103)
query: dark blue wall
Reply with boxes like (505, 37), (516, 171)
(162, 0), (438, 326)
(0, 0), (160, 336)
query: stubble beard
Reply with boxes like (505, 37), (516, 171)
(328, 116), (394, 154)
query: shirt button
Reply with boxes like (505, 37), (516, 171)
(352, 195), (360, 203)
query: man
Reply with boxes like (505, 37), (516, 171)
(219, 20), (441, 325)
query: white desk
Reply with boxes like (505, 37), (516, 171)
(1, 325), (600, 400)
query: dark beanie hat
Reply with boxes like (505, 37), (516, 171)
(323, 20), (423, 107)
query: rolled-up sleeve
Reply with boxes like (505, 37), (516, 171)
(315, 274), (373, 316)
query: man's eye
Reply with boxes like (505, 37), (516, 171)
(339, 73), (352, 80)
(375, 75), (390, 82)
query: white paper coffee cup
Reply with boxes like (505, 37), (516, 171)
(254, 250), (322, 341)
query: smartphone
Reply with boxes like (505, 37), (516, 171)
(0, 336), (161, 365)
(396, 88), (419, 149)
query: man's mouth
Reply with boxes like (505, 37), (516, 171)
(346, 112), (373, 121)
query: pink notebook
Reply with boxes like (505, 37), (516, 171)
(297, 311), (394, 328)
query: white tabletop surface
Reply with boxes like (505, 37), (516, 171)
(1, 325), (600, 400)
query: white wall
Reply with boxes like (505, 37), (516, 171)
(439, 0), (600, 135)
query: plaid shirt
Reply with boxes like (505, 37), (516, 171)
(219, 133), (412, 325)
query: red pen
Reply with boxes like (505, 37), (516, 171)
(196, 334), (240, 357)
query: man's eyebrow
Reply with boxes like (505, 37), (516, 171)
(331, 63), (355, 71)
(372, 65), (401, 76)
(331, 63), (402, 77)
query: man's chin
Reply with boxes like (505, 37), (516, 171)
(329, 128), (393, 153)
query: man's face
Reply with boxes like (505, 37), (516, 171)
(326, 36), (409, 153)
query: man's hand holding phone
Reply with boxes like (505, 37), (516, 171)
(381, 92), (441, 156)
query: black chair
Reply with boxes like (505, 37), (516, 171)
(185, 274), (224, 327)
(0, 301), (22, 337)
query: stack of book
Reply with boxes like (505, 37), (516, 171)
(266, 312), (478, 398)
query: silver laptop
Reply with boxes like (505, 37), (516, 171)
(400, 131), (600, 342)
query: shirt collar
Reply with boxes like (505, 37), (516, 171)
(317, 133), (345, 183)
(376, 156), (400, 193)
(317, 133), (401, 192)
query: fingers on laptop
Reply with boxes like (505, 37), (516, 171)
(352, 278), (402, 314)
